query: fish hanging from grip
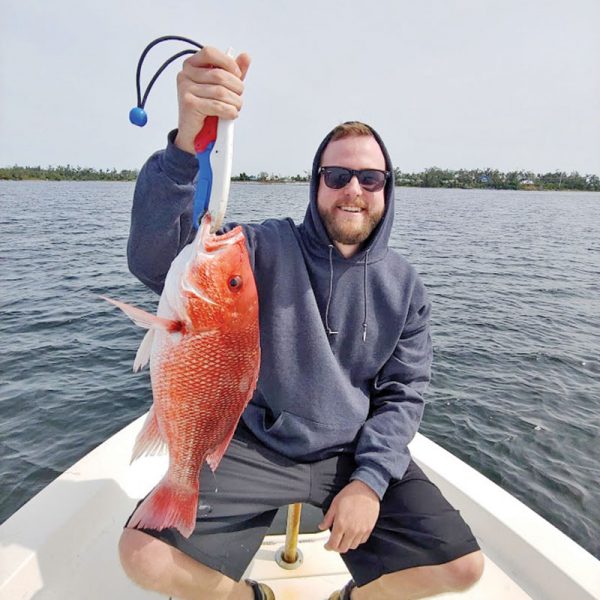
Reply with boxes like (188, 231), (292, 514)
(100, 37), (259, 537)
(128, 35), (235, 231)
(103, 215), (260, 537)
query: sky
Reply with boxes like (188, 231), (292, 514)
(1, 0), (599, 177)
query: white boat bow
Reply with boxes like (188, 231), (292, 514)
(1, 414), (598, 599)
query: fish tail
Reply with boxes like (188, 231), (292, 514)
(128, 478), (199, 537)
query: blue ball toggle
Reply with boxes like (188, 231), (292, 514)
(129, 107), (148, 127)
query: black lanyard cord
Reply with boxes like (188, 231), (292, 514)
(139, 49), (197, 109)
(131, 35), (204, 125)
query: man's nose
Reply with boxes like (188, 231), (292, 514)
(344, 175), (362, 195)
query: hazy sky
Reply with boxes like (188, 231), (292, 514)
(2, 0), (599, 176)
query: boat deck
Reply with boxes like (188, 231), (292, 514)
(246, 531), (532, 600)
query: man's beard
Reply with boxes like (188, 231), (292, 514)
(319, 205), (384, 246)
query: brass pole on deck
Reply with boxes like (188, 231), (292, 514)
(275, 503), (304, 569)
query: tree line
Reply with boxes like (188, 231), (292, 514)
(393, 167), (600, 191)
(2, 165), (599, 191)
(0, 165), (139, 181)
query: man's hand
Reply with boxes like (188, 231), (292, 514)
(174, 46), (251, 154)
(318, 480), (380, 553)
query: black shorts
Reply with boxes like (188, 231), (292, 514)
(127, 422), (480, 586)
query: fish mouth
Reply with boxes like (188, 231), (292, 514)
(199, 213), (245, 254)
(181, 213), (245, 304)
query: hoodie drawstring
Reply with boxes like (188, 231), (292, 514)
(325, 245), (339, 335)
(362, 248), (370, 341)
(325, 245), (370, 342)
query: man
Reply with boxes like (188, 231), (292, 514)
(119, 46), (484, 600)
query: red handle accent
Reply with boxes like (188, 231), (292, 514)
(194, 116), (219, 153)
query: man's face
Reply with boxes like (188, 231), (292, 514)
(317, 135), (386, 257)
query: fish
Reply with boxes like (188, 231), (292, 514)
(103, 213), (260, 537)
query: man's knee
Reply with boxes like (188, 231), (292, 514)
(118, 528), (174, 590)
(444, 551), (485, 590)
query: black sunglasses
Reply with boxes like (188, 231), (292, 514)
(319, 166), (390, 192)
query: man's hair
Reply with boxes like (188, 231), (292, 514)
(329, 121), (374, 142)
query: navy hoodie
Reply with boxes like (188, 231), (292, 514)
(127, 127), (432, 499)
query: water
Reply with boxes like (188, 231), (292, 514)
(1, 181), (599, 558)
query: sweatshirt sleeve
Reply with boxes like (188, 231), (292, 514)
(350, 277), (433, 499)
(127, 129), (199, 294)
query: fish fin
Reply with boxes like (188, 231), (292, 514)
(206, 418), (240, 472)
(133, 329), (155, 372)
(100, 296), (183, 332)
(127, 476), (198, 537)
(131, 407), (166, 462)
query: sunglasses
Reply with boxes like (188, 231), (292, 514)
(319, 166), (390, 192)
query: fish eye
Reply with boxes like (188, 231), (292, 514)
(228, 275), (242, 290)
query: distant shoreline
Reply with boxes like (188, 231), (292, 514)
(1, 166), (598, 192)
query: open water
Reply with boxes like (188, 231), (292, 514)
(0, 180), (599, 558)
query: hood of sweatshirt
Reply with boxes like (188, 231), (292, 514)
(300, 123), (395, 264)
(297, 123), (397, 340)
